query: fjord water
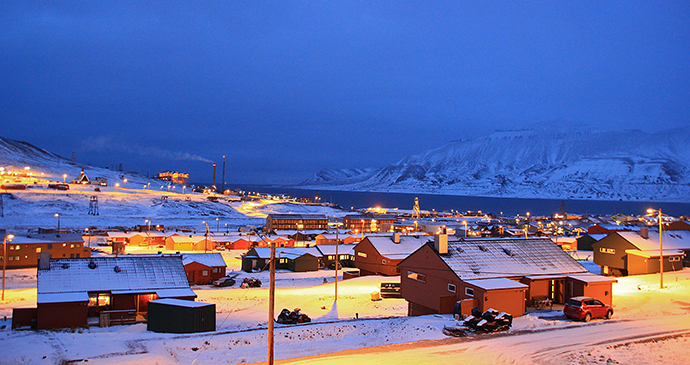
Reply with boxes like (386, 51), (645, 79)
(235, 186), (690, 217)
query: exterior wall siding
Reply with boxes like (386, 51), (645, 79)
(37, 302), (89, 329)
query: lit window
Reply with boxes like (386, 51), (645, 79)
(70, 244), (75, 248)
(465, 287), (475, 297)
(357, 252), (367, 258)
(35, 247), (41, 253)
(89, 293), (111, 306)
(407, 271), (426, 283)
(448, 284), (457, 293)
(8, 256), (13, 261)
(14, 256), (19, 260)
(599, 248), (615, 254)
(63, 243), (67, 247)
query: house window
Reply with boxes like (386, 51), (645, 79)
(89, 293), (111, 307)
(70, 244), (75, 248)
(47, 244), (52, 249)
(280, 258), (287, 263)
(669, 256), (681, 262)
(465, 287), (475, 297)
(357, 252), (367, 258)
(14, 256), (19, 261)
(35, 247), (41, 253)
(8, 256), (13, 261)
(212, 267), (221, 274)
(202, 270), (209, 276)
(407, 271), (426, 283)
(63, 243), (67, 247)
(599, 248), (615, 254)
(70, 254), (74, 258)
(448, 284), (457, 293)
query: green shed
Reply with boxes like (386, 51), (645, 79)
(147, 298), (215, 333)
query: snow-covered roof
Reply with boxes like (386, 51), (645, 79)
(438, 238), (588, 280)
(364, 235), (432, 256)
(625, 249), (685, 258)
(566, 273), (618, 284)
(582, 234), (607, 241)
(8, 234), (84, 244)
(464, 278), (528, 290)
(150, 298), (213, 308)
(268, 214), (327, 220)
(182, 253), (226, 268)
(169, 235), (208, 243)
(37, 292), (89, 304)
(38, 256), (191, 298)
(618, 231), (690, 251)
(316, 244), (356, 256)
(247, 247), (321, 260)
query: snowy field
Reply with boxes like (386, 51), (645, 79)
(0, 184), (348, 232)
(1, 260), (689, 364)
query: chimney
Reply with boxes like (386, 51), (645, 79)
(393, 232), (400, 244)
(434, 234), (448, 254)
(640, 227), (649, 239)
(38, 252), (51, 270)
(212, 163), (217, 188)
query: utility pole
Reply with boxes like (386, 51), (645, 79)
(268, 234), (276, 365)
(335, 225), (339, 301)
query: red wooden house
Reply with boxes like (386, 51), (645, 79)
(20, 255), (196, 330)
(182, 253), (227, 285)
(399, 237), (616, 317)
(354, 234), (431, 276)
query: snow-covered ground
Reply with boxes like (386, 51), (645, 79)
(0, 183), (348, 232)
(1, 260), (689, 364)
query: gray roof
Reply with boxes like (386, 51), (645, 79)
(439, 238), (588, 280)
(38, 256), (191, 297)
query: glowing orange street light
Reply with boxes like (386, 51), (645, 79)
(647, 208), (664, 289)
(3, 234), (15, 300)
(62, 174), (67, 183)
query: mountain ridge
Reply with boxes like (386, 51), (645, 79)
(298, 125), (690, 202)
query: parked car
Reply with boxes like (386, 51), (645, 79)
(213, 276), (236, 287)
(563, 296), (613, 322)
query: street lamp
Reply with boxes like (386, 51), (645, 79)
(3, 234), (14, 300)
(216, 217), (220, 232)
(84, 228), (92, 248)
(647, 208), (664, 289)
(145, 219), (151, 249)
(62, 174), (67, 183)
(123, 178), (127, 188)
(463, 221), (468, 237)
(183, 185), (186, 194)
(225, 223), (228, 234)
(54, 213), (60, 235)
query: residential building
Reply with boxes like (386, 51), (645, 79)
(399, 237), (616, 317)
(182, 253), (227, 285)
(593, 229), (689, 276)
(265, 214), (328, 232)
(1, 233), (89, 269)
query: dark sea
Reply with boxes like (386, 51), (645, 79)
(230, 185), (690, 217)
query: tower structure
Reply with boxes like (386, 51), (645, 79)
(412, 197), (421, 219)
(88, 196), (99, 215)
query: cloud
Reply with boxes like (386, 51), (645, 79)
(81, 136), (213, 163)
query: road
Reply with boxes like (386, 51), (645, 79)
(277, 314), (690, 365)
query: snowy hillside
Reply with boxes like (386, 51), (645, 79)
(0, 136), (160, 189)
(299, 123), (690, 202)
(0, 136), (346, 231)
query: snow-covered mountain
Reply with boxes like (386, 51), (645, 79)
(299, 123), (690, 202)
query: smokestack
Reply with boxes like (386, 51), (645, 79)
(434, 234), (448, 254)
(212, 163), (217, 189)
(393, 232), (400, 243)
(640, 227), (649, 239)
(221, 155), (226, 193)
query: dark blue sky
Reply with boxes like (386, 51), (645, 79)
(2, 2), (689, 184)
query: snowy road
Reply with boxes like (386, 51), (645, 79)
(278, 314), (690, 365)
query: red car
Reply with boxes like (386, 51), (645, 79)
(563, 296), (613, 322)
